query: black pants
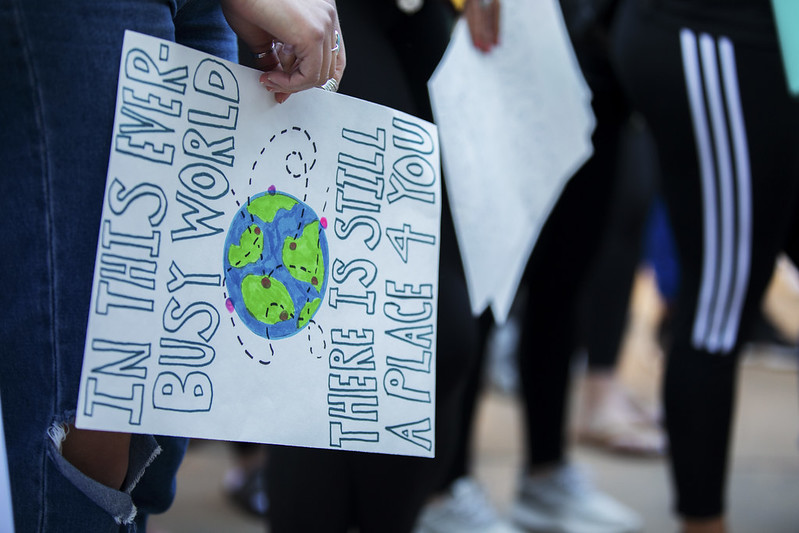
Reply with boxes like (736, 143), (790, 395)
(612, 0), (799, 519)
(265, 2), (482, 532)
(514, 0), (658, 468)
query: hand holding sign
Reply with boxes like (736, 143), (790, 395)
(222, 0), (345, 102)
(464, 0), (500, 53)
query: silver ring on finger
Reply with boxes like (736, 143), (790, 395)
(253, 40), (275, 59)
(331, 30), (340, 53)
(321, 78), (339, 92)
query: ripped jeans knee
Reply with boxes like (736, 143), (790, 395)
(52, 421), (132, 490)
(46, 418), (162, 530)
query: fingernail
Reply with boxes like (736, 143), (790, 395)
(260, 74), (275, 87)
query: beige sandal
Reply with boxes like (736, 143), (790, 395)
(575, 372), (667, 457)
(576, 417), (667, 457)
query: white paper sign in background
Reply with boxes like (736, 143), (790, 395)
(76, 31), (441, 458)
(429, 0), (595, 322)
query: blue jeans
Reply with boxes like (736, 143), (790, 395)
(0, 1), (236, 530)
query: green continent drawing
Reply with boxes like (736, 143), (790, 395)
(283, 220), (324, 290)
(227, 225), (263, 268)
(298, 298), (322, 329)
(249, 193), (298, 223)
(241, 274), (295, 325)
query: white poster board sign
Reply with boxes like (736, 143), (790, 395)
(429, 0), (594, 322)
(76, 31), (441, 458)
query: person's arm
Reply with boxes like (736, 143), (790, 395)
(221, 0), (345, 102)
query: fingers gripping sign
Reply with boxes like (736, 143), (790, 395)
(221, 0), (345, 103)
(464, 0), (500, 53)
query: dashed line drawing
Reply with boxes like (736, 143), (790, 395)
(223, 126), (328, 364)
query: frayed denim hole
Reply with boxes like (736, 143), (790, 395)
(44, 420), (138, 525)
(46, 410), (77, 454)
(47, 421), (68, 453)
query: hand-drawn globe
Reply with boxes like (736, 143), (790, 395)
(223, 189), (328, 339)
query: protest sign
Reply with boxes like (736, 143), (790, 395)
(76, 31), (441, 458)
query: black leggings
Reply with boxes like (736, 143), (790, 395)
(265, 2), (482, 532)
(515, 0), (657, 468)
(612, 0), (799, 518)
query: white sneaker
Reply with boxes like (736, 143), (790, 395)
(511, 464), (642, 533)
(414, 477), (525, 533)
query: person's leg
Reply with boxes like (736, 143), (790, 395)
(267, 446), (354, 533)
(512, 158), (642, 533)
(612, 4), (733, 524)
(612, 0), (799, 527)
(581, 118), (657, 373)
(437, 309), (493, 488)
(516, 7), (630, 472)
(510, 5), (645, 529)
(223, 443), (269, 517)
(515, 138), (619, 469)
(665, 44), (799, 522)
(131, 436), (190, 531)
(575, 117), (666, 456)
(0, 1), (234, 530)
(559, 0), (665, 459)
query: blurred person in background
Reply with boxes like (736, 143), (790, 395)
(414, 1), (656, 532)
(611, 0), (799, 531)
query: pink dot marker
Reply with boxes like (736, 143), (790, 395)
(225, 298), (234, 313)
(268, 185), (276, 195)
(320, 217), (328, 229)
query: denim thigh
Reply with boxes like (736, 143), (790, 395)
(0, 0), (235, 530)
